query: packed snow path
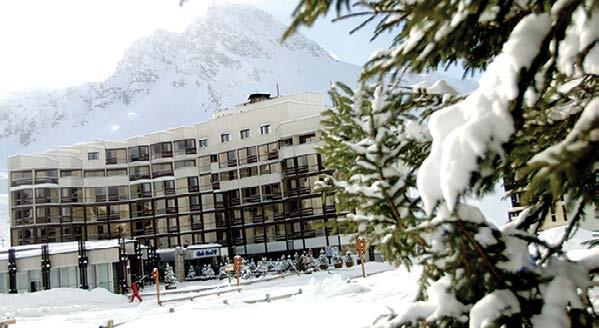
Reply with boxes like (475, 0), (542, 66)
(1, 263), (421, 328)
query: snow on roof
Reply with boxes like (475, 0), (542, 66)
(0, 239), (135, 261)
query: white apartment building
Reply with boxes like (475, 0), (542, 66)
(8, 92), (351, 259)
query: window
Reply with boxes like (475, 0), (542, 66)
(279, 138), (293, 148)
(85, 187), (106, 203)
(238, 146), (258, 165)
(151, 142), (173, 160)
(128, 146), (149, 162)
(60, 170), (82, 178)
(198, 156), (211, 173)
(199, 139), (208, 148)
(174, 139), (196, 156)
(153, 180), (176, 196)
(220, 169), (238, 182)
(84, 170), (106, 178)
(259, 163), (280, 175)
(151, 163), (173, 178)
(239, 166), (258, 178)
(258, 142), (279, 161)
(175, 160), (196, 169)
(107, 168), (127, 177)
(60, 188), (83, 203)
(130, 183), (152, 199)
(221, 133), (231, 143)
(105, 148), (127, 164)
(299, 133), (317, 144)
(34, 188), (59, 204)
(129, 166), (150, 181)
(11, 189), (33, 206)
(210, 154), (218, 163)
(10, 170), (33, 187)
(34, 169), (58, 184)
(219, 150), (237, 168)
(260, 124), (270, 135)
(107, 186), (129, 201)
(240, 129), (250, 140)
(241, 187), (260, 203)
(88, 152), (99, 161)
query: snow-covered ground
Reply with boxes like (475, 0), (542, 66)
(1, 262), (421, 328)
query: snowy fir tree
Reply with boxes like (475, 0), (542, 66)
(186, 266), (196, 280)
(164, 264), (177, 288)
(318, 249), (329, 269)
(286, 0), (598, 326)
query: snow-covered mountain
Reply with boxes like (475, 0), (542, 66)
(0, 4), (478, 244)
(0, 4), (362, 164)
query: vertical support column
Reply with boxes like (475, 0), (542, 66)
(174, 246), (185, 282)
(117, 237), (128, 294)
(8, 248), (17, 294)
(78, 240), (88, 289)
(41, 244), (52, 290)
(133, 240), (143, 282)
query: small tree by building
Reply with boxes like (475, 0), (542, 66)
(345, 250), (354, 268)
(186, 265), (196, 280)
(318, 249), (329, 270)
(164, 263), (177, 289)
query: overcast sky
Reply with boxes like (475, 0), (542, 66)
(0, 0), (410, 95)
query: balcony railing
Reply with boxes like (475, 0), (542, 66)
(242, 194), (261, 204)
(251, 216), (264, 224)
(167, 226), (178, 233)
(262, 194), (282, 201)
(273, 213), (285, 221)
(35, 197), (59, 204)
(11, 178), (32, 187)
(34, 177), (58, 184)
(231, 218), (243, 226)
(189, 185), (199, 193)
(191, 223), (203, 230)
(212, 182), (220, 190)
(152, 170), (174, 178)
(324, 205), (335, 213)
(233, 237), (245, 246)
(275, 233), (286, 241)
(215, 219), (226, 228)
(253, 235), (265, 243)
(190, 204), (201, 211)
(230, 198), (241, 206)
(129, 173), (151, 181)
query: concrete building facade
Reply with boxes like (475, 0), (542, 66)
(7, 92), (349, 258)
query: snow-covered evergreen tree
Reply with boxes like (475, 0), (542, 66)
(318, 249), (329, 269)
(186, 265), (196, 280)
(164, 264), (177, 288)
(286, 0), (599, 326)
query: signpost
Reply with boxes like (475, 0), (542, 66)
(152, 268), (162, 306)
(233, 255), (242, 287)
(356, 237), (367, 278)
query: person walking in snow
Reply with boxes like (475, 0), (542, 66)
(129, 280), (143, 303)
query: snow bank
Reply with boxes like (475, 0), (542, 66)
(0, 288), (133, 317)
(300, 274), (371, 299)
(538, 226), (595, 251)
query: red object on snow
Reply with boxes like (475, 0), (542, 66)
(129, 281), (143, 302)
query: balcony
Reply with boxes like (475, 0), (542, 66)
(231, 218), (243, 226)
(60, 216), (72, 223)
(251, 216), (264, 224)
(215, 219), (226, 228)
(190, 204), (201, 211)
(35, 197), (59, 204)
(242, 194), (261, 204)
(287, 187), (310, 197)
(191, 223), (203, 230)
(165, 188), (176, 195)
(275, 233), (286, 241)
(273, 213), (285, 221)
(166, 207), (177, 214)
(189, 185), (199, 193)
(95, 195), (107, 202)
(61, 196), (81, 203)
(212, 182), (220, 190)
(11, 178), (32, 187)
(34, 177), (58, 184)
(227, 159), (237, 167)
(233, 237), (245, 246)
(246, 155), (258, 164)
(98, 233), (111, 240)
(267, 152), (278, 160)
(230, 198), (241, 206)
(129, 173), (151, 181)
(109, 213), (120, 220)
(15, 218), (34, 225)
(167, 226), (178, 233)
(253, 235), (265, 243)
(324, 205), (335, 213)
(262, 193), (282, 201)
(105, 158), (118, 165)
(152, 170), (174, 179)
